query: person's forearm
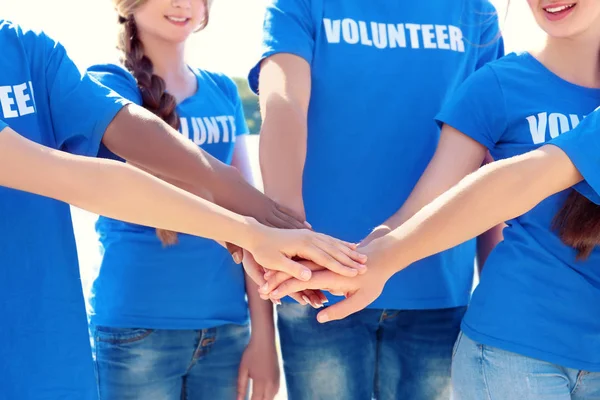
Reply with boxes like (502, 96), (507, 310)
(364, 128), (487, 242)
(259, 97), (307, 216)
(103, 105), (283, 220)
(245, 273), (276, 341)
(374, 146), (583, 273)
(0, 129), (256, 247)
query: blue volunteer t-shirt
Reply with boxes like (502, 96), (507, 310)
(88, 64), (250, 329)
(0, 21), (128, 400)
(249, 0), (504, 309)
(550, 106), (600, 205)
(436, 52), (600, 371)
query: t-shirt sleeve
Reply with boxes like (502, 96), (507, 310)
(248, 0), (315, 94)
(547, 108), (600, 205)
(435, 64), (508, 149)
(39, 33), (130, 157)
(475, 1), (505, 69)
(87, 64), (143, 106)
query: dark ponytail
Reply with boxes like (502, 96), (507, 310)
(553, 191), (600, 260)
(117, 16), (182, 246)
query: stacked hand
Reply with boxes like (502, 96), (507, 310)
(240, 221), (368, 299)
(256, 241), (397, 323)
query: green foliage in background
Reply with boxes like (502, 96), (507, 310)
(233, 77), (262, 135)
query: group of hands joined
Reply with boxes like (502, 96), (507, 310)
(230, 202), (401, 324)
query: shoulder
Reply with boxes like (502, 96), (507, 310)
(194, 68), (241, 102)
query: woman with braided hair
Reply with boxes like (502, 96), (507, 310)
(86, 0), (320, 399)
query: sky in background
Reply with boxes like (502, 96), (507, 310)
(0, 0), (548, 288)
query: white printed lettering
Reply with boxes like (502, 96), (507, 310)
(323, 19), (341, 44)
(422, 24), (437, 49)
(548, 113), (569, 139)
(449, 26), (465, 52)
(435, 25), (450, 49)
(358, 21), (373, 46)
(0, 86), (18, 118)
(216, 116), (230, 143)
(526, 113), (548, 144)
(342, 19), (359, 44)
(388, 24), (407, 48)
(371, 22), (388, 49)
(405, 23), (421, 49)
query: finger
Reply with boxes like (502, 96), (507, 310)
(317, 235), (368, 265)
(298, 243), (360, 278)
(289, 293), (308, 305)
(316, 291), (371, 323)
(270, 272), (341, 300)
(267, 206), (306, 230)
(263, 270), (276, 279)
(265, 383), (280, 400)
(262, 271), (294, 295)
(237, 366), (249, 400)
(315, 290), (329, 304)
(251, 380), (264, 400)
(226, 243), (244, 264)
(305, 290), (324, 308)
(274, 203), (309, 228)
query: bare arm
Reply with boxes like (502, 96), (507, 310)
(364, 125), (488, 242)
(258, 54), (311, 218)
(0, 126), (251, 246)
(265, 145), (584, 321)
(232, 136), (276, 336)
(378, 145), (582, 271)
(102, 104), (306, 229)
(0, 126), (365, 281)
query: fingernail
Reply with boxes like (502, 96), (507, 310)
(323, 298), (329, 304)
(300, 269), (311, 281)
(275, 299), (282, 305)
(317, 312), (329, 323)
(302, 295), (311, 305)
(304, 221), (313, 229)
(259, 283), (269, 294)
(233, 253), (242, 264)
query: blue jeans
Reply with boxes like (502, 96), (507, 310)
(277, 303), (466, 400)
(452, 332), (600, 400)
(91, 324), (250, 400)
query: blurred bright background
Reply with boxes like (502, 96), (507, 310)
(0, 1), (545, 398)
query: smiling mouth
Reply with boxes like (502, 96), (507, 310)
(543, 3), (576, 14)
(165, 16), (190, 24)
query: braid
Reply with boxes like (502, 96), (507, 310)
(118, 16), (180, 246)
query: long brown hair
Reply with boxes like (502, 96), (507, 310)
(553, 190), (600, 260)
(114, 0), (209, 246)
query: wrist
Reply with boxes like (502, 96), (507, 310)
(232, 216), (262, 249)
(365, 234), (407, 278)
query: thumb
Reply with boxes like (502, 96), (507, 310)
(226, 243), (243, 264)
(237, 362), (249, 400)
(316, 291), (371, 323)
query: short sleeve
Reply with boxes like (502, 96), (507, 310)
(548, 108), (600, 205)
(87, 64), (143, 106)
(0, 120), (7, 133)
(475, 1), (505, 69)
(40, 34), (130, 156)
(435, 65), (508, 149)
(248, 0), (315, 94)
